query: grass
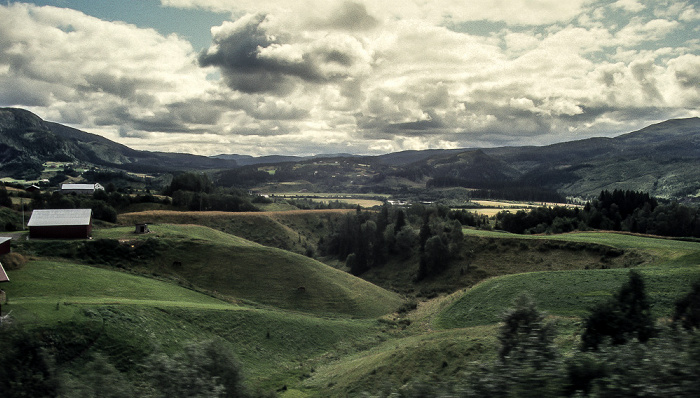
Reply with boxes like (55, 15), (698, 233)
(4, 260), (235, 324)
(302, 324), (499, 396)
(463, 229), (700, 260)
(3, 256), (389, 392)
(436, 230), (700, 329)
(7, 216), (700, 397)
(91, 224), (404, 318)
(117, 209), (353, 254)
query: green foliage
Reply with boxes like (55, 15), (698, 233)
(394, 226), (417, 260)
(497, 294), (557, 366)
(0, 186), (12, 208)
(144, 340), (247, 398)
(674, 280), (700, 330)
(417, 235), (449, 281)
(465, 296), (563, 398)
(59, 353), (134, 398)
(496, 189), (700, 238)
(577, 329), (700, 397)
(165, 172), (214, 195)
(581, 270), (656, 350)
(0, 326), (59, 398)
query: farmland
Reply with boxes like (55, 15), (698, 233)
(4, 208), (700, 396)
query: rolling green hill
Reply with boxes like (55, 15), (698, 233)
(2, 260), (387, 393)
(4, 219), (700, 397)
(435, 230), (700, 328)
(91, 223), (404, 318)
(117, 209), (353, 254)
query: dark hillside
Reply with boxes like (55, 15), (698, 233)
(0, 107), (238, 176)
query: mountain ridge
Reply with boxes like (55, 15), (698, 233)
(0, 107), (238, 178)
(1, 107), (698, 200)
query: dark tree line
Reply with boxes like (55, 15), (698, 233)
(166, 172), (259, 212)
(320, 204), (485, 278)
(496, 189), (700, 238)
(25, 190), (169, 223)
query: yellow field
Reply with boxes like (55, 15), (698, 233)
(260, 192), (389, 208)
(470, 200), (581, 216)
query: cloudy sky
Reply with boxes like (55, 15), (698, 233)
(1, 1), (698, 156)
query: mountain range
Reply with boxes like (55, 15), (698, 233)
(1, 107), (698, 200)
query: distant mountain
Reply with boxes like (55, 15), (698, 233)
(0, 107), (237, 178)
(2, 107), (698, 200)
(211, 153), (359, 166)
(481, 118), (700, 198)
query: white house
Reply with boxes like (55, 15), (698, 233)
(60, 183), (104, 195)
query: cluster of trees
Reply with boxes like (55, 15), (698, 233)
(320, 204), (486, 278)
(25, 190), (169, 223)
(380, 272), (700, 397)
(496, 189), (700, 238)
(167, 172), (259, 212)
(427, 179), (566, 203)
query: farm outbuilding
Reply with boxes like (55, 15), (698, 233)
(134, 223), (150, 234)
(25, 184), (41, 193)
(27, 209), (93, 239)
(0, 237), (10, 255)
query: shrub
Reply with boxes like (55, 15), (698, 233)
(0, 252), (28, 270)
(581, 270), (656, 350)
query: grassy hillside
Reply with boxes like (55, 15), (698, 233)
(90, 224), (404, 318)
(117, 209), (353, 254)
(361, 233), (648, 297)
(435, 230), (700, 328)
(2, 261), (386, 393)
(303, 325), (499, 397)
(5, 220), (700, 396)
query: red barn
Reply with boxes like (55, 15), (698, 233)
(27, 209), (93, 239)
(0, 237), (10, 255)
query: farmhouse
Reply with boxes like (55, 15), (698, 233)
(27, 209), (93, 239)
(60, 183), (104, 195)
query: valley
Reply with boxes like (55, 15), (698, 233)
(3, 208), (700, 396)
(1, 107), (700, 396)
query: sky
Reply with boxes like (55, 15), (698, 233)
(1, 1), (698, 157)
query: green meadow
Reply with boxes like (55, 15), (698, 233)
(3, 216), (700, 396)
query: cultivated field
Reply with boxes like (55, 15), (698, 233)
(469, 199), (582, 216)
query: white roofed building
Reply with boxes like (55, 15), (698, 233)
(27, 209), (93, 239)
(60, 183), (104, 195)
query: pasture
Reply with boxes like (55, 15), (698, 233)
(5, 211), (700, 397)
(437, 229), (700, 329)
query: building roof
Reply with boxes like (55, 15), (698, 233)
(27, 209), (93, 227)
(61, 183), (98, 190)
(0, 263), (8, 283)
(0, 237), (10, 245)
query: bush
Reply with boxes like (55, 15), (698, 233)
(0, 252), (28, 270)
(144, 339), (248, 398)
(581, 270), (656, 350)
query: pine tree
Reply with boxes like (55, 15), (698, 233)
(581, 270), (656, 350)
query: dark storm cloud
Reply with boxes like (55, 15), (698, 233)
(199, 13), (370, 95)
(198, 14), (296, 94)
